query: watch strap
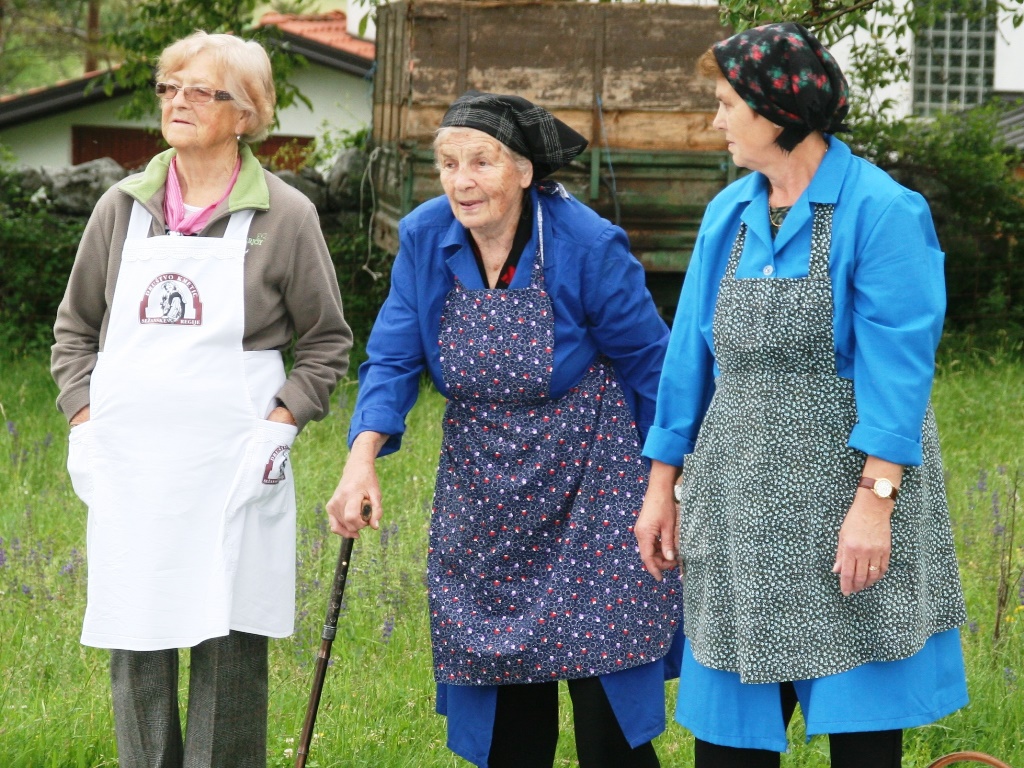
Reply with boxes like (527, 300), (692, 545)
(858, 476), (899, 501)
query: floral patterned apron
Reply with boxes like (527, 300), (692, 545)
(429, 205), (680, 686)
(678, 203), (966, 684)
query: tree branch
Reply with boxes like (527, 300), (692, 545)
(806, 0), (883, 30)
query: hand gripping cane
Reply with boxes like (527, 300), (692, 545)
(295, 502), (371, 768)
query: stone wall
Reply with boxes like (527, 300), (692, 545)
(13, 149), (369, 219)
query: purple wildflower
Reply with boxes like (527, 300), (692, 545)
(382, 616), (395, 643)
(6, 420), (16, 437)
(380, 522), (399, 550)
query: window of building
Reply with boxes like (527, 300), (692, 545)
(72, 126), (315, 171)
(912, 2), (996, 116)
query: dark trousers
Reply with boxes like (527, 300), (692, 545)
(487, 676), (661, 768)
(693, 681), (903, 768)
(110, 630), (268, 768)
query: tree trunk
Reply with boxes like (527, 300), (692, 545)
(85, 0), (100, 72)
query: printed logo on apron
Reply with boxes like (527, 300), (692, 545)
(138, 273), (204, 325)
(262, 444), (290, 485)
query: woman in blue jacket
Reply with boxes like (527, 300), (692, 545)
(636, 23), (968, 768)
(327, 91), (677, 767)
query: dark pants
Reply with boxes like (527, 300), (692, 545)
(693, 681), (903, 768)
(110, 630), (268, 768)
(487, 676), (661, 768)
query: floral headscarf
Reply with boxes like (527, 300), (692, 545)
(713, 22), (850, 151)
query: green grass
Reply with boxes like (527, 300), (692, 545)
(1, 348), (1022, 767)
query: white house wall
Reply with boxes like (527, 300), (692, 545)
(1, 95), (152, 167)
(275, 62), (372, 140)
(822, 1), (1024, 117)
(1, 60), (372, 168)
(994, 11), (1024, 94)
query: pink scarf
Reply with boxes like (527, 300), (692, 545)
(163, 154), (242, 235)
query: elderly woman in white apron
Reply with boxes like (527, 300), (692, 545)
(51, 32), (352, 766)
(636, 23), (968, 768)
(327, 91), (680, 767)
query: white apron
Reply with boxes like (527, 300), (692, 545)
(67, 201), (298, 651)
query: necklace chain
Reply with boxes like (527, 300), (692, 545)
(768, 202), (790, 229)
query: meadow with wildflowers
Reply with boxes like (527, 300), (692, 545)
(1, 346), (1022, 768)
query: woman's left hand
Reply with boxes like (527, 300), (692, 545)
(833, 496), (893, 596)
(833, 457), (902, 596)
(267, 405), (297, 426)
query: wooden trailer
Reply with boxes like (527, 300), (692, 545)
(368, 0), (738, 309)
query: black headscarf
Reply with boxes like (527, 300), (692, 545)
(439, 91), (588, 179)
(713, 23), (850, 152)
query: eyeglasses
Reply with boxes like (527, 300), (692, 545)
(155, 82), (234, 104)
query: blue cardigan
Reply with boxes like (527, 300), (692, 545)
(350, 185), (670, 456)
(643, 136), (946, 469)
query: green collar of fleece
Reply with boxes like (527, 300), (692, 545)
(119, 143), (270, 212)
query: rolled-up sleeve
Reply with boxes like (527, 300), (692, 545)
(642, 227), (718, 468)
(347, 225), (429, 456)
(846, 191), (945, 466)
(581, 224), (669, 440)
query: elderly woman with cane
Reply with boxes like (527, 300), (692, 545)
(52, 31), (351, 765)
(327, 91), (679, 767)
(635, 23), (969, 768)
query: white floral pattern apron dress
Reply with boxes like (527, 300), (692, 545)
(678, 203), (966, 685)
(67, 201), (299, 651)
(429, 206), (680, 686)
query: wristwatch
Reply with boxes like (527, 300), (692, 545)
(858, 476), (899, 502)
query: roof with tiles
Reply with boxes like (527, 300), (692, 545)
(0, 10), (375, 128)
(257, 9), (375, 61)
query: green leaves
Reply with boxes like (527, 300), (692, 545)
(96, 0), (308, 128)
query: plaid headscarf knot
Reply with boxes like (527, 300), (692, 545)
(439, 91), (588, 180)
(713, 23), (850, 151)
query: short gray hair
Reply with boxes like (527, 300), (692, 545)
(157, 31), (276, 143)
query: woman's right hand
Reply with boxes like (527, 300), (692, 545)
(69, 405), (91, 427)
(636, 460), (681, 581)
(326, 431), (388, 538)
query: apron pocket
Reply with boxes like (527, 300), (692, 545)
(257, 419), (298, 481)
(67, 421), (96, 507)
(230, 420), (299, 520)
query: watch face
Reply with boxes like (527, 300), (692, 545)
(875, 478), (894, 498)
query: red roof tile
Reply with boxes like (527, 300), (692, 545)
(258, 10), (375, 61)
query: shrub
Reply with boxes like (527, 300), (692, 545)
(0, 168), (392, 364)
(322, 211), (393, 372)
(0, 171), (82, 355)
(850, 103), (1024, 348)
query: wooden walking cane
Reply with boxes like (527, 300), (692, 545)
(295, 502), (371, 768)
